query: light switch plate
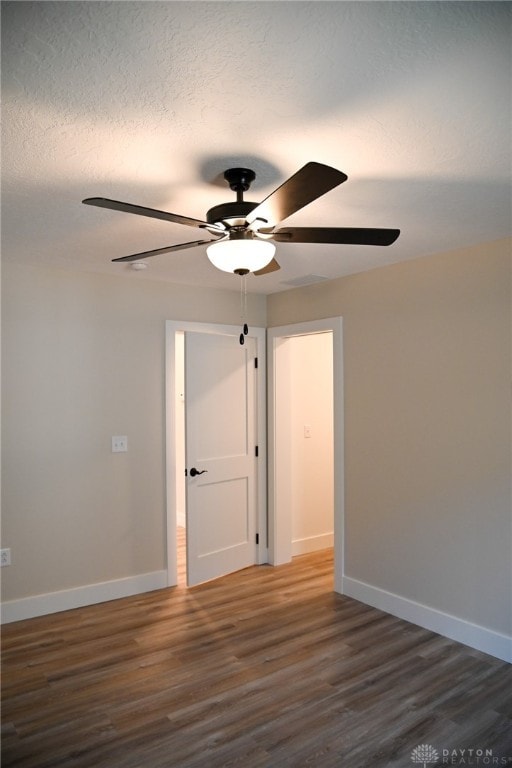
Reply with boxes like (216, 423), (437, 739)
(1, 548), (11, 567)
(112, 436), (128, 452)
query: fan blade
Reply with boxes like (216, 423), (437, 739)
(253, 258), (281, 276)
(83, 197), (224, 231)
(245, 162), (347, 228)
(112, 239), (216, 262)
(270, 227), (400, 246)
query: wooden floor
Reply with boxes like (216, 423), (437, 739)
(2, 549), (512, 768)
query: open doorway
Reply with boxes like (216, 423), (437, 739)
(174, 331), (187, 585)
(267, 317), (344, 592)
(280, 332), (334, 557)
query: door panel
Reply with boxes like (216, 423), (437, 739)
(185, 331), (257, 586)
(189, 342), (249, 460)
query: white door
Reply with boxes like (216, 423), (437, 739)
(184, 330), (258, 586)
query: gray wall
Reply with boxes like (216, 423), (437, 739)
(268, 238), (511, 636)
(1, 264), (266, 600)
(2, 238), (511, 643)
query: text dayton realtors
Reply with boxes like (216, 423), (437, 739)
(441, 748), (509, 765)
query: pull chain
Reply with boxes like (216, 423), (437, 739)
(239, 274), (249, 345)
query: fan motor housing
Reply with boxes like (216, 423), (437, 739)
(206, 201), (258, 227)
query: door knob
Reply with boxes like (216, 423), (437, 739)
(189, 467), (208, 477)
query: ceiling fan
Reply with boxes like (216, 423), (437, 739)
(82, 162), (400, 276)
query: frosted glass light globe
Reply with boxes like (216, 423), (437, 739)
(207, 239), (275, 274)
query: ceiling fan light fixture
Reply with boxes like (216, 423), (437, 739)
(206, 238), (275, 275)
(84, 162), (399, 274)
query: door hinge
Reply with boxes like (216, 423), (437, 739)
(254, 357), (258, 369)
(255, 445), (259, 457)
(256, 533), (259, 545)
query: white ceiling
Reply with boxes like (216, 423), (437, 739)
(2, 1), (511, 295)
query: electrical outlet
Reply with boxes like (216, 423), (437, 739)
(112, 436), (128, 453)
(1, 548), (11, 567)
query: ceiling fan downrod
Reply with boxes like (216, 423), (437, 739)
(205, 168), (260, 228)
(223, 168), (256, 202)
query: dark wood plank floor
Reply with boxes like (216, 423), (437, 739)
(2, 549), (512, 767)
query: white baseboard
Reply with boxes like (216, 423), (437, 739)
(1, 570), (168, 624)
(292, 532), (334, 556)
(342, 576), (512, 664)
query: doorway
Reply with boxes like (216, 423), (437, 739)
(279, 332), (334, 557)
(165, 321), (267, 588)
(267, 317), (344, 592)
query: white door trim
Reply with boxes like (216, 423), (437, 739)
(165, 320), (267, 587)
(267, 317), (344, 593)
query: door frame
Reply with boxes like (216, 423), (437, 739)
(267, 317), (344, 593)
(165, 320), (267, 587)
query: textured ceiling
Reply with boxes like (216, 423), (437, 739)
(2, 1), (511, 295)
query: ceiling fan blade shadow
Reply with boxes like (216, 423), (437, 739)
(245, 162), (347, 229)
(83, 197), (224, 231)
(271, 227), (400, 246)
(253, 258), (281, 276)
(112, 239), (217, 262)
